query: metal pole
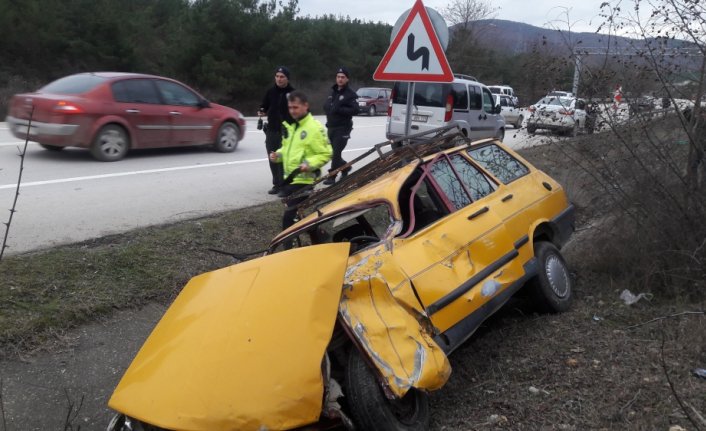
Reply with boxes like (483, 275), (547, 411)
(572, 54), (581, 97)
(403, 82), (415, 145)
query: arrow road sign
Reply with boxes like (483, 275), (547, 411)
(373, 0), (453, 82)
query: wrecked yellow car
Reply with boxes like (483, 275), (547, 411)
(107, 128), (575, 431)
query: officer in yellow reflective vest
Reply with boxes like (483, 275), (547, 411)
(269, 90), (332, 229)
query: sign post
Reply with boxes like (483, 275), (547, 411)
(373, 0), (453, 142)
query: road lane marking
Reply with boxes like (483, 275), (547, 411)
(0, 141), (34, 147)
(0, 147), (369, 190)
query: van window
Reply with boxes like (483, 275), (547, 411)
(489, 87), (501, 94)
(482, 88), (495, 113)
(452, 83), (468, 110)
(469, 85), (482, 110)
(392, 82), (447, 108)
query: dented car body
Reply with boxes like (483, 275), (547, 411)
(108, 130), (575, 431)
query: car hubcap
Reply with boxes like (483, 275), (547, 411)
(545, 254), (570, 298)
(101, 130), (126, 155)
(220, 127), (238, 149)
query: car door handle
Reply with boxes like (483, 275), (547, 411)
(169, 111), (182, 116)
(125, 109), (140, 114)
(542, 181), (553, 191)
(478, 114), (487, 120)
(467, 206), (489, 220)
(501, 194), (513, 202)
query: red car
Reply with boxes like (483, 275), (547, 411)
(5, 72), (246, 161)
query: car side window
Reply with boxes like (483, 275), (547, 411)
(399, 172), (448, 236)
(112, 79), (161, 104)
(154, 80), (200, 106)
(429, 158), (471, 209)
(449, 154), (495, 201)
(468, 85), (482, 110)
(452, 83), (468, 110)
(500, 97), (508, 107)
(467, 144), (530, 184)
(482, 88), (495, 113)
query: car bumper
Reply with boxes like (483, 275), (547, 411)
(6, 115), (80, 143)
(527, 114), (576, 131)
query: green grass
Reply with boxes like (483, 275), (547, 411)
(0, 202), (283, 356)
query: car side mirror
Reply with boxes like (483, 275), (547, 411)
(198, 99), (210, 109)
(495, 104), (502, 114)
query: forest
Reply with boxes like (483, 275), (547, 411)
(0, 0), (580, 117)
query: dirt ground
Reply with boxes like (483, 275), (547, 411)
(1, 135), (705, 431)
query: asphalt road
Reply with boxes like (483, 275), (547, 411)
(0, 116), (531, 256)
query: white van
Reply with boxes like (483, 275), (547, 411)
(386, 75), (505, 142)
(488, 85), (518, 106)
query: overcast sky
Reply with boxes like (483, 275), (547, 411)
(296, 1), (611, 33)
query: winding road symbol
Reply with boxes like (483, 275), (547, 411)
(406, 34), (430, 70)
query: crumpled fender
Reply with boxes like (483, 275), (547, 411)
(108, 243), (350, 431)
(339, 250), (451, 398)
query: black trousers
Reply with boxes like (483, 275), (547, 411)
(279, 183), (308, 229)
(327, 124), (352, 173)
(265, 129), (284, 188)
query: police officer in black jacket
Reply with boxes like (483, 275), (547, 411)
(323, 67), (358, 185)
(259, 66), (295, 195)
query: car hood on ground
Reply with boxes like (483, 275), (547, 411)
(109, 243), (350, 431)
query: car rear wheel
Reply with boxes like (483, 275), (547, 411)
(91, 125), (129, 162)
(215, 121), (240, 153)
(496, 128), (505, 141)
(368, 105), (376, 116)
(345, 348), (429, 431)
(39, 143), (64, 151)
(529, 241), (573, 313)
(514, 114), (524, 129)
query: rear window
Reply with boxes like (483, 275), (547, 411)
(489, 87), (501, 94)
(39, 74), (108, 94)
(392, 82), (448, 108)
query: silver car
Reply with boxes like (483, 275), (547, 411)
(493, 94), (523, 129)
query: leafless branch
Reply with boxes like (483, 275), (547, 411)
(0, 379), (7, 431)
(0, 109), (33, 263)
(62, 389), (84, 431)
(625, 311), (706, 330)
(659, 331), (704, 431)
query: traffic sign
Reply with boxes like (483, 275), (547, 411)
(373, 0), (453, 82)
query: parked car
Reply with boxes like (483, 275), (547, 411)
(387, 74), (505, 141)
(488, 84), (519, 106)
(5, 72), (246, 161)
(527, 95), (590, 136)
(547, 90), (573, 98)
(356, 87), (391, 116)
(493, 93), (524, 128)
(107, 127), (575, 431)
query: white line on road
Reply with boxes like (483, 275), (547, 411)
(0, 141), (32, 147)
(0, 147), (369, 190)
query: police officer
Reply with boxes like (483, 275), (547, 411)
(269, 91), (332, 229)
(323, 67), (358, 185)
(259, 66), (294, 195)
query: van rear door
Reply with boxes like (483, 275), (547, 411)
(387, 82), (449, 139)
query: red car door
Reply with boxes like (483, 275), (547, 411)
(153, 79), (215, 147)
(111, 79), (171, 148)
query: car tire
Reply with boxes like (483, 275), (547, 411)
(90, 125), (129, 162)
(215, 121), (240, 153)
(368, 105), (376, 116)
(529, 241), (573, 313)
(345, 347), (429, 431)
(527, 124), (537, 134)
(496, 128), (505, 141)
(39, 143), (64, 151)
(514, 114), (524, 129)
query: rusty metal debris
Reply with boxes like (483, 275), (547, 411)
(286, 124), (471, 214)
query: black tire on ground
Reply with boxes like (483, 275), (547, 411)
(496, 128), (505, 141)
(345, 347), (429, 431)
(528, 241), (573, 313)
(514, 114), (524, 129)
(90, 125), (129, 162)
(214, 121), (240, 153)
(368, 105), (376, 116)
(39, 143), (64, 151)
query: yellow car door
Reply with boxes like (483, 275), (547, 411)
(392, 153), (521, 338)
